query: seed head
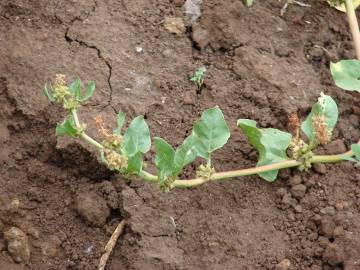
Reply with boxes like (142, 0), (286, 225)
(53, 74), (70, 103)
(287, 112), (300, 134)
(104, 149), (128, 171)
(312, 114), (330, 145)
(95, 115), (123, 149)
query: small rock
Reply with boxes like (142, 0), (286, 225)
(164, 17), (185, 35)
(308, 47), (324, 60)
(4, 227), (30, 263)
(290, 184), (307, 199)
(162, 49), (173, 58)
(320, 206), (335, 216)
(325, 139), (347, 154)
(294, 205), (303, 213)
(41, 235), (62, 258)
(192, 24), (210, 49)
(75, 192), (110, 227)
(27, 227), (40, 239)
(323, 243), (345, 266)
(288, 175), (302, 186)
(313, 163), (326, 174)
(318, 236), (330, 248)
(183, 91), (195, 105)
(335, 201), (349, 211)
(333, 226), (344, 237)
(276, 188), (287, 198)
(314, 247), (324, 257)
(276, 259), (291, 270)
(319, 217), (336, 237)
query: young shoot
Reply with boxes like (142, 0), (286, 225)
(190, 66), (206, 91)
(44, 75), (359, 191)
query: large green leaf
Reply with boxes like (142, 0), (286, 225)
(173, 134), (197, 174)
(154, 137), (176, 183)
(301, 93), (338, 140)
(114, 112), (126, 135)
(192, 107), (230, 161)
(56, 116), (78, 137)
(238, 119), (292, 181)
(330, 60), (360, 92)
(126, 152), (143, 174)
(123, 116), (151, 156)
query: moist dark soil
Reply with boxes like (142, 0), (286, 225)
(0, 0), (360, 269)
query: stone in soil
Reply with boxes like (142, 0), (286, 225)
(276, 258), (291, 270)
(319, 216), (336, 238)
(313, 163), (326, 174)
(75, 192), (110, 227)
(4, 227), (30, 263)
(164, 17), (185, 35)
(192, 24), (210, 49)
(325, 139), (347, 154)
(288, 175), (302, 186)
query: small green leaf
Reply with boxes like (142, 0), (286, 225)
(126, 152), (143, 174)
(56, 116), (78, 137)
(301, 93), (338, 141)
(43, 84), (55, 102)
(123, 116), (151, 156)
(114, 112), (126, 135)
(352, 144), (360, 161)
(69, 78), (81, 99)
(154, 137), (176, 183)
(238, 119), (292, 181)
(173, 134), (197, 174)
(330, 60), (360, 92)
(192, 107), (230, 161)
(78, 81), (95, 102)
(244, 0), (254, 7)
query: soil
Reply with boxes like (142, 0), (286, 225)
(0, 0), (359, 269)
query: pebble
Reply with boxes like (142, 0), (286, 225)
(335, 201), (349, 211)
(322, 243), (345, 266)
(75, 192), (110, 227)
(288, 175), (302, 186)
(318, 236), (330, 248)
(4, 227), (30, 263)
(276, 259), (291, 270)
(308, 47), (324, 60)
(320, 206), (335, 216)
(192, 24), (210, 49)
(41, 235), (62, 258)
(294, 205), (303, 213)
(333, 226), (344, 237)
(162, 49), (173, 58)
(164, 17), (185, 35)
(290, 184), (307, 199)
(319, 217), (336, 237)
(313, 163), (327, 174)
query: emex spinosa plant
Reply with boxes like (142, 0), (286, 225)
(44, 73), (360, 191)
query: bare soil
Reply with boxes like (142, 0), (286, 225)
(0, 1), (360, 269)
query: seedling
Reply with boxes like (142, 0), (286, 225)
(190, 66), (206, 92)
(44, 75), (360, 191)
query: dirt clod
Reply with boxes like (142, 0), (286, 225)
(75, 192), (110, 227)
(322, 243), (345, 266)
(164, 17), (185, 35)
(313, 163), (327, 174)
(290, 184), (307, 199)
(276, 258), (291, 270)
(4, 227), (30, 263)
(288, 175), (302, 186)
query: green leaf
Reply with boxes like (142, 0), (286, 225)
(238, 119), (292, 181)
(69, 78), (81, 99)
(154, 137), (176, 183)
(56, 116), (78, 137)
(78, 81), (95, 102)
(173, 134), (197, 174)
(126, 152), (143, 174)
(114, 112), (126, 135)
(330, 60), (360, 92)
(301, 93), (338, 140)
(192, 107), (230, 161)
(327, 0), (360, 12)
(244, 0), (254, 7)
(352, 144), (360, 161)
(123, 116), (151, 156)
(43, 84), (55, 102)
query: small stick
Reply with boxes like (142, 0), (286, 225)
(98, 220), (126, 270)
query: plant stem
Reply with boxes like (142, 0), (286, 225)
(345, 0), (360, 60)
(68, 109), (360, 189)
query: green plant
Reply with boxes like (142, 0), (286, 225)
(44, 75), (360, 191)
(190, 67), (206, 91)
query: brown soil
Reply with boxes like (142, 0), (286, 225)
(0, 0), (360, 269)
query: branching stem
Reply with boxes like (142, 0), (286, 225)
(70, 107), (359, 188)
